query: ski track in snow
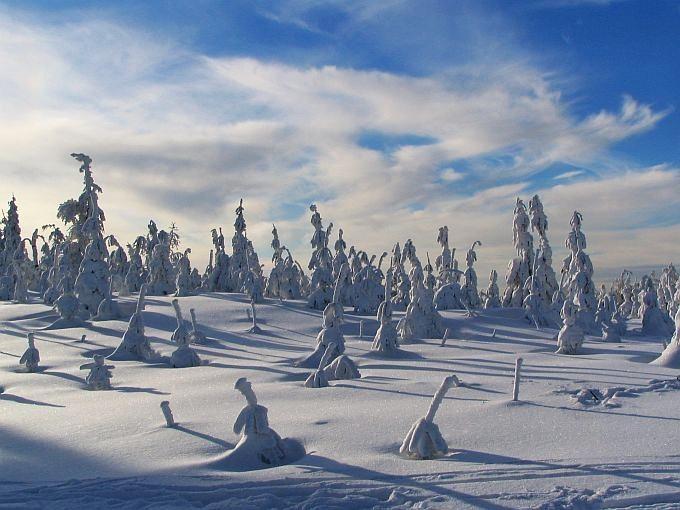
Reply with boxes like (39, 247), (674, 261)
(2, 295), (680, 509)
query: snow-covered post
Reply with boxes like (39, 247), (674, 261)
(512, 357), (523, 401)
(440, 328), (450, 347)
(247, 299), (262, 333)
(160, 401), (176, 428)
(359, 320), (365, 339)
(400, 375), (459, 459)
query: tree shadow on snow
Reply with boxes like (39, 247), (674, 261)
(0, 392), (65, 408)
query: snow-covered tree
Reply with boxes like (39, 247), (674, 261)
(70, 154), (111, 317)
(372, 268), (400, 355)
(461, 241), (482, 308)
(555, 300), (584, 355)
(80, 354), (114, 390)
(483, 270), (501, 308)
(147, 230), (175, 295)
(400, 375), (459, 459)
(503, 198), (534, 307)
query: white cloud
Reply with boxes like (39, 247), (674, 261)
(0, 7), (674, 283)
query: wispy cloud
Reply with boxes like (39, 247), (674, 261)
(0, 5), (675, 282)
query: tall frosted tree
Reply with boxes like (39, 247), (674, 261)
(72, 154), (111, 317)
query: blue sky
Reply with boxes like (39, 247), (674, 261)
(1, 0), (678, 278)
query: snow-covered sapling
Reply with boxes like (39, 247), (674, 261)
(80, 354), (114, 390)
(359, 320), (365, 338)
(160, 401), (176, 427)
(304, 344), (335, 388)
(109, 285), (157, 361)
(441, 328), (450, 347)
(512, 357), (523, 401)
(247, 299), (262, 333)
(230, 377), (286, 466)
(188, 308), (207, 344)
(321, 355), (361, 381)
(171, 298), (190, 345)
(372, 268), (400, 356)
(400, 375), (459, 460)
(19, 332), (40, 372)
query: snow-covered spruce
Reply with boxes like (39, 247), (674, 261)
(461, 241), (482, 309)
(555, 300), (585, 355)
(483, 270), (502, 309)
(109, 285), (158, 362)
(399, 256), (444, 342)
(503, 198), (533, 308)
(560, 211), (598, 334)
(372, 268), (400, 355)
(297, 289), (346, 368)
(400, 375), (459, 460)
(70, 154), (111, 317)
(19, 332), (40, 372)
(80, 354), (114, 390)
(147, 230), (176, 296)
(174, 249), (194, 297)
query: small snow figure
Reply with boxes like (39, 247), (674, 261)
(80, 354), (114, 390)
(555, 300), (584, 355)
(161, 401), (176, 428)
(19, 332), (40, 372)
(171, 298), (190, 345)
(400, 375), (459, 460)
(188, 308), (207, 344)
(231, 377), (286, 467)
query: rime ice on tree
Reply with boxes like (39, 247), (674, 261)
(483, 270), (502, 308)
(461, 241), (482, 309)
(169, 298), (201, 368)
(560, 211), (597, 333)
(528, 195), (559, 308)
(400, 375), (459, 460)
(399, 255), (445, 342)
(174, 249), (193, 297)
(147, 230), (176, 296)
(19, 332), (40, 372)
(306, 205), (335, 310)
(641, 279), (674, 338)
(503, 199), (533, 308)
(70, 154), (111, 317)
(652, 307), (680, 368)
(80, 354), (114, 390)
(0, 196), (22, 301)
(372, 268), (400, 355)
(555, 300), (584, 355)
(227, 377), (287, 467)
(110, 285), (158, 361)
(298, 273), (346, 368)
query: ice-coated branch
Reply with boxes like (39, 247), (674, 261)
(425, 374), (459, 423)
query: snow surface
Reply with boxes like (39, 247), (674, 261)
(2, 292), (680, 509)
